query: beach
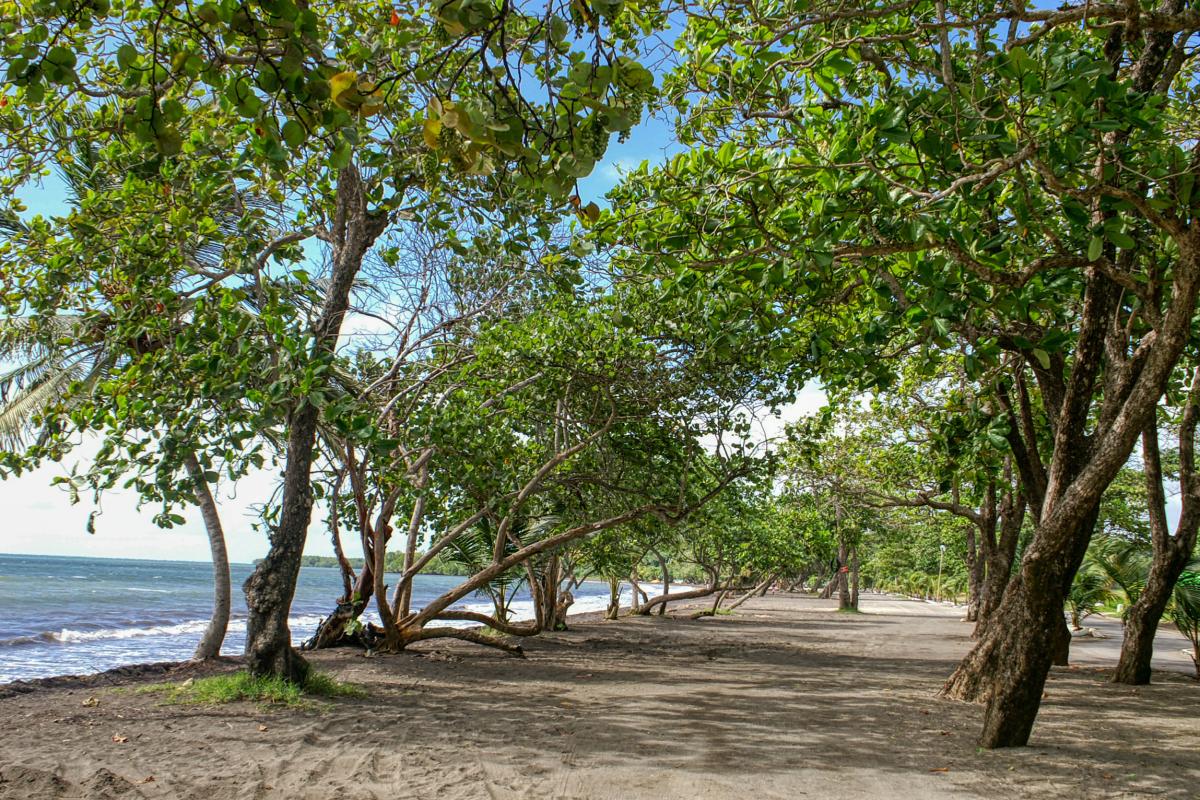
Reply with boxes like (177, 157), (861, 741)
(0, 554), (639, 684)
(1, 593), (1196, 799)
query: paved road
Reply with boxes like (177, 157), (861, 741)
(856, 592), (1198, 676)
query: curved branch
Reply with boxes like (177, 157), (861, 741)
(405, 626), (526, 656)
(432, 610), (542, 636)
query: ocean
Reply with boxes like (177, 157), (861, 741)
(0, 553), (629, 684)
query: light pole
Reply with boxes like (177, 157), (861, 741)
(936, 543), (946, 602)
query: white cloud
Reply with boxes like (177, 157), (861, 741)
(0, 441), (357, 564)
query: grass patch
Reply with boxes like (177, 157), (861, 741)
(142, 671), (365, 708)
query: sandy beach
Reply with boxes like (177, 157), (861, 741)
(1, 593), (1197, 800)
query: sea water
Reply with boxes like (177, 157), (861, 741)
(0, 553), (630, 683)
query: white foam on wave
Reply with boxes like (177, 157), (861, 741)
(437, 587), (640, 628)
(52, 614), (328, 645)
(43, 584), (684, 647)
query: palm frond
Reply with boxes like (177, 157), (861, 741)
(0, 365), (83, 449)
(1086, 536), (1151, 608)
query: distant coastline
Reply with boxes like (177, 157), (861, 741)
(297, 553), (472, 576)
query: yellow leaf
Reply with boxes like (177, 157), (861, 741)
(422, 117), (442, 149)
(329, 70), (358, 109)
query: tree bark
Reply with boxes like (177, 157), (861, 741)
(243, 166), (387, 680)
(965, 523), (983, 622)
(305, 558), (374, 649)
(837, 536), (856, 611)
(652, 548), (670, 616)
(606, 577), (621, 620)
(185, 452), (230, 661)
(849, 544), (860, 610)
(638, 583), (718, 615)
(975, 490), (1025, 636)
(1114, 392), (1200, 683)
(1051, 612), (1071, 666)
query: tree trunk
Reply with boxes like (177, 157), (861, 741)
(965, 519), (984, 622)
(849, 544), (860, 610)
(1114, 409), (1200, 684)
(1051, 612), (1070, 666)
(638, 583), (718, 615)
(629, 573), (643, 614)
(243, 412), (321, 682)
(185, 453), (230, 661)
(942, 506), (1099, 748)
(653, 549), (670, 616)
(606, 577), (621, 620)
(243, 166), (387, 681)
(726, 573), (776, 612)
(305, 560), (374, 649)
(1118, 546), (1196, 682)
(836, 538), (854, 610)
(975, 492), (1026, 637)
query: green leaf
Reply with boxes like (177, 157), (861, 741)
(1105, 229), (1136, 250)
(329, 140), (352, 169)
(116, 44), (138, 70)
(281, 120), (306, 148)
(1087, 236), (1103, 262)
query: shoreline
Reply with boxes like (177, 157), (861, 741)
(0, 593), (1196, 800)
(0, 598), (703, 698)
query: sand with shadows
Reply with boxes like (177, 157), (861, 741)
(1, 593), (1197, 799)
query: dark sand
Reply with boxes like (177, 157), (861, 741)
(1, 593), (1197, 799)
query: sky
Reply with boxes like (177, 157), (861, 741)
(0, 93), (829, 564)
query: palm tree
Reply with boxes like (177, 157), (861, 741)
(1087, 536), (1152, 616)
(1166, 565), (1200, 678)
(1066, 565), (1115, 630)
(0, 127), (241, 661)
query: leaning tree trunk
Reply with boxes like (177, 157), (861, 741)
(942, 503), (1100, 747)
(243, 166), (387, 681)
(305, 559), (375, 650)
(638, 582), (719, 615)
(185, 453), (230, 661)
(1114, 409), (1200, 684)
(243, 410), (323, 681)
(1115, 545), (1194, 683)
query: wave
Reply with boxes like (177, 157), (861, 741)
(0, 585), (652, 649)
(0, 614), (329, 648)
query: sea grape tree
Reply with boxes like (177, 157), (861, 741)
(604, 0), (1200, 746)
